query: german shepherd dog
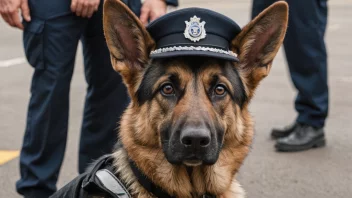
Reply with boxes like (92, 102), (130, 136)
(101, 0), (288, 197)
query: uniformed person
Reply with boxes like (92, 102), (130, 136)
(252, 0), (329, 152)
(0, 0), (177, 197)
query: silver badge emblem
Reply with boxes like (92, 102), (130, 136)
(184, 16), (206, 42)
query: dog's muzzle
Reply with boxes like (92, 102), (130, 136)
(162, 121), (223, 166)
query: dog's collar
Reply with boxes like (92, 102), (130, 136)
(129, 160), (217, 198)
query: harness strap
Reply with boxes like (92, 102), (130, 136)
(81, 155), (131, 198)
(95, 169), (131, 198)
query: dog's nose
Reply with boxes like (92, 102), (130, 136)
(180, 127), (211, 148)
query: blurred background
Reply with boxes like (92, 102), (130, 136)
(1, 0), (351, 197)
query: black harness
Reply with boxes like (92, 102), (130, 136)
(51, 155), (216, 198)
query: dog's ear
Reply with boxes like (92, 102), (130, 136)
(103, 0), (155, 91)
(231, 2), (288, 99)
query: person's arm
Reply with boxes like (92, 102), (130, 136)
(0, 0), (30, 30)
(139, 0), (178, 26)
(71, 0), (100, 18)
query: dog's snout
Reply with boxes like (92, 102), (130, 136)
(180, 127), (211, 148)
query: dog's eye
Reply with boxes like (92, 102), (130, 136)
(214, 84), (226, 96)
(160, 83), (175, 96)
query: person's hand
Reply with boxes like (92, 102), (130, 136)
(0, 0), (31, 30)
(71, 0), (100, 18)
(140, 0), (167, 26)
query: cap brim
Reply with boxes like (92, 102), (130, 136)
(150, 50), (239, 62)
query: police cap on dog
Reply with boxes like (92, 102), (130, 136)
(147, 8), (241, 62)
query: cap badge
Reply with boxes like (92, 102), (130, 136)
(184, 16), (206, 42)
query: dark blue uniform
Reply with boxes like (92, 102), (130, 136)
(252, 0), (329, 128)
(16, 0), (178, 197)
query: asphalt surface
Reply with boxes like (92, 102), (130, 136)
(1, 0), (351, 197)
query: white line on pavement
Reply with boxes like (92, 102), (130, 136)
(0, 57), (27, 68)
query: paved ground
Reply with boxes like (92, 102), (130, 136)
(1, 0), (351, 197)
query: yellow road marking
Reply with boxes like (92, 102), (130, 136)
(0, 150), (20, 165)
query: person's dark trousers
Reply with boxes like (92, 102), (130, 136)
(16, 3), (129, 198)
(252, 0), (329, 128)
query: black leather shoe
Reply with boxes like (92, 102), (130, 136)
(275, 124), (326, 152)
(271, 122), (298, 139)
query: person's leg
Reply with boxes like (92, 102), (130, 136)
(284, 0), (329, 128)
(78, 4), (129, 173)
(274, 0), (328, 152)
(16, 15), (86, 197)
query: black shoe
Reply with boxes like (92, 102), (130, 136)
(275, 124), (326, 152)
(271, 122), (298, 139)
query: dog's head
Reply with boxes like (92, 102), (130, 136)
(103, 0), (288, 167)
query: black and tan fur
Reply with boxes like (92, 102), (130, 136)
(103, 0), (288, 197)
